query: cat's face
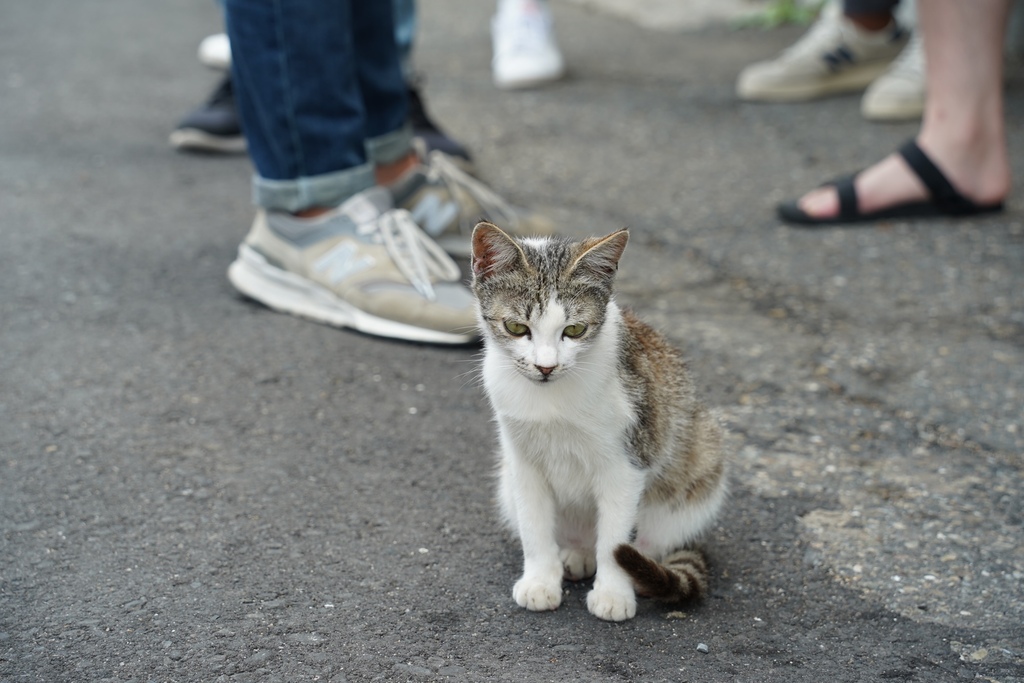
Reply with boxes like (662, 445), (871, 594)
(470, 223), (628, 384)
(481, 289), (603, 383)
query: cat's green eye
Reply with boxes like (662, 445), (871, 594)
(563, 323), (588, 338)
(504, 320), (529, 336)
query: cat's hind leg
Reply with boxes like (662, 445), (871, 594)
(556, 507), (597, 581)
(633, 474), (727, 556)
(559, 548), (597, 581)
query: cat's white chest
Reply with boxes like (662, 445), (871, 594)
(482, 344), (634, 472)
(482, 341), (637, 512)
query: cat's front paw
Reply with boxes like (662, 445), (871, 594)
(586, 585), (636, 622)
(560, 548), (597, 581)
(513, 576), (563, 612)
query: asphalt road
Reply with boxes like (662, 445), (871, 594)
(1, 1), (1022, 682)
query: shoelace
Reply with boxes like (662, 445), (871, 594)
(369, 208), (462, 301)
(423, 150), (520, 236)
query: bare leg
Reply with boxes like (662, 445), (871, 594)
(796, 0), (1012, 219)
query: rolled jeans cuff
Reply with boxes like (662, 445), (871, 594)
(252, 163), (376, 213)
(365, 123), (414, 165)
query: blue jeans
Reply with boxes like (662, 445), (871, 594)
(225, 0), (413, 212)
(217, 0), (417, 69)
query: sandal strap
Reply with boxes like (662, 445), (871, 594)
(897, 139), (975, 214)
(835, 176), (859, 219)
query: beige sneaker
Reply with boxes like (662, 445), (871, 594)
(861, 33), (925, 121)
(737, 1), (909, 102)
(390, 151), (555, 258)
(227, 187), (478, 345)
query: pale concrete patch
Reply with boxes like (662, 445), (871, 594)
(728, 421), (1024, 635)
(798, 454), (1024, 633)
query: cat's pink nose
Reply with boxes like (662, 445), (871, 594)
(536, 365), (555, 376)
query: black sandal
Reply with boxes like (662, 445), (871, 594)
(777, 139), (1005, 226)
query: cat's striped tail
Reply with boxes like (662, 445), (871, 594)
(613, 544), (709, 602)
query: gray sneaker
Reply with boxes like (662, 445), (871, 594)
(390, 150), (555, 258)
(737, 1), (909, 102)
(227, 187), (478, 345)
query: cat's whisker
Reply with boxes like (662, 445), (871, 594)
(447, 324), (483, 338)
(457, 376), (486, 391)
(454, 371), (487, 386)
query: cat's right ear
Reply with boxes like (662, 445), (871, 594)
(471, 222), (527, 281)
(572, 228), (629, 280)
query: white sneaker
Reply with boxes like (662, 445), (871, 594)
(861, 32), (925, 121)
(736, 1), (909, 102)
(227, 188), (478, 345)
(198, 33), (231, 71)
(491, 0), (565, 90)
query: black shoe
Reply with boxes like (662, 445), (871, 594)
(170, 75), (246, 154)
(407, 81), (474, 171)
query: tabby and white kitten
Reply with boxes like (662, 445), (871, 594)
(470, 222), (728, 622)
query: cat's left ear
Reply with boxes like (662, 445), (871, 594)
(572, 229), (629, 279)
(471, 221), (528, 281)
